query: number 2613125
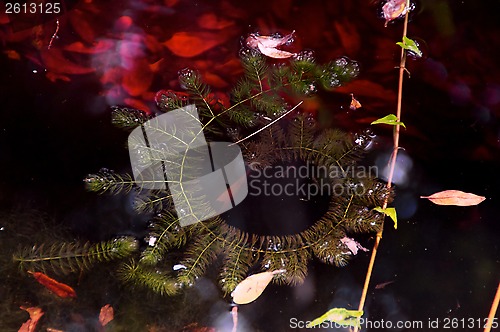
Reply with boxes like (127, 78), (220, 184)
(5, 3), (61, 14)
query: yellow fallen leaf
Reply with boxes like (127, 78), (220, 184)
(231, 270), (285, 304)
(420, 190), (486, 206)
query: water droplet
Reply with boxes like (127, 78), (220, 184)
(293, 50), (315, 62)
(239, 47), (261, 61)
(173, 264), (187, 271)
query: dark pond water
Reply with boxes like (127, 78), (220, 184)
(0, 0), (499, 331)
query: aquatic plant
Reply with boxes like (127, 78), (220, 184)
(14, 44), (391, 298)
(13, 237), (138, 275)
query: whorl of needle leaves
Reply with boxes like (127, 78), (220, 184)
(13, 237), (139, 275)
(23, 48), (389, 296)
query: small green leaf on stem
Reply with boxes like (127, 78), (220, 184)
(307, 308), (364, 328)
(396, 36), (422, 57)
(373, 207), (398, 229)
(371, 114), (406, 128)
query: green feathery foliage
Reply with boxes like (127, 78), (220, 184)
(84, 169), (136, 195)
(69, 44), (389, 297)
(140, 212), (187, 265)
(133, 190), (174, 214)
(117, 259), (179, 296)
(111, 107), (151, 130)
(13, 237), (138, 275)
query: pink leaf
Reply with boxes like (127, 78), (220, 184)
(341, 237), (368, 255)
(18, 307), (44, 332)
(99, 304), (114, 327)
(420, 190), (486, 206)
(382, 0), (409, 27)
(246, 31), (296, 59)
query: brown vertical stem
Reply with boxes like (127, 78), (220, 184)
(483, 282), (500, 332)
(353, 2), (410, 331)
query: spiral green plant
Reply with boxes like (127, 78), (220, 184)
(15, 45), (391, 298)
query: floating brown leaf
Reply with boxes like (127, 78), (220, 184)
(420, 190), (486, 206)
(231, 270), (285, 304)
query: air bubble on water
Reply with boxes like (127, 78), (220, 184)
(178, 68), (196, 88)
(178, 68), (194, 79)
(305, 114), (315, 126)
(335, 57), (349, 67)
(355, 137), (365, 146)
(293, 50), (315, 62)
(407, 38), (428, 60)
(239, 47), (260, 61)
(173, 264), (187, 271)
(270, 32), (283, 39)
(327, 76), (341, 88)
(307, 83), (317, 94)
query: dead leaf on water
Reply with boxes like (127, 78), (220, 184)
(231, 270), (285, 304)
(164, 32), (229, 58)
(246, 32), (296, 59)
(18, 306), (44, 332)
(350, 93), (362, 110)
(99, 304), (114, 327)
(382, 0), (409, 27)
(420, 190), (486, 206)
(341, 236), (368, 255)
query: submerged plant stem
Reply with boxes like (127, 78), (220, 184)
(484, 282), (500, 332)
(354, 2), (410, 330)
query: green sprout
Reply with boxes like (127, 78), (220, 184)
(396, 36), (422, 57)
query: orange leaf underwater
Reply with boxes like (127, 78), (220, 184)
(18, 306), (44, 332)
(164, 32), (229, 57)
(197, 13), (234, 30)
(99, 304), (114, 327)
(420, 190), (486, 206)
(28, 271), (77, 298)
